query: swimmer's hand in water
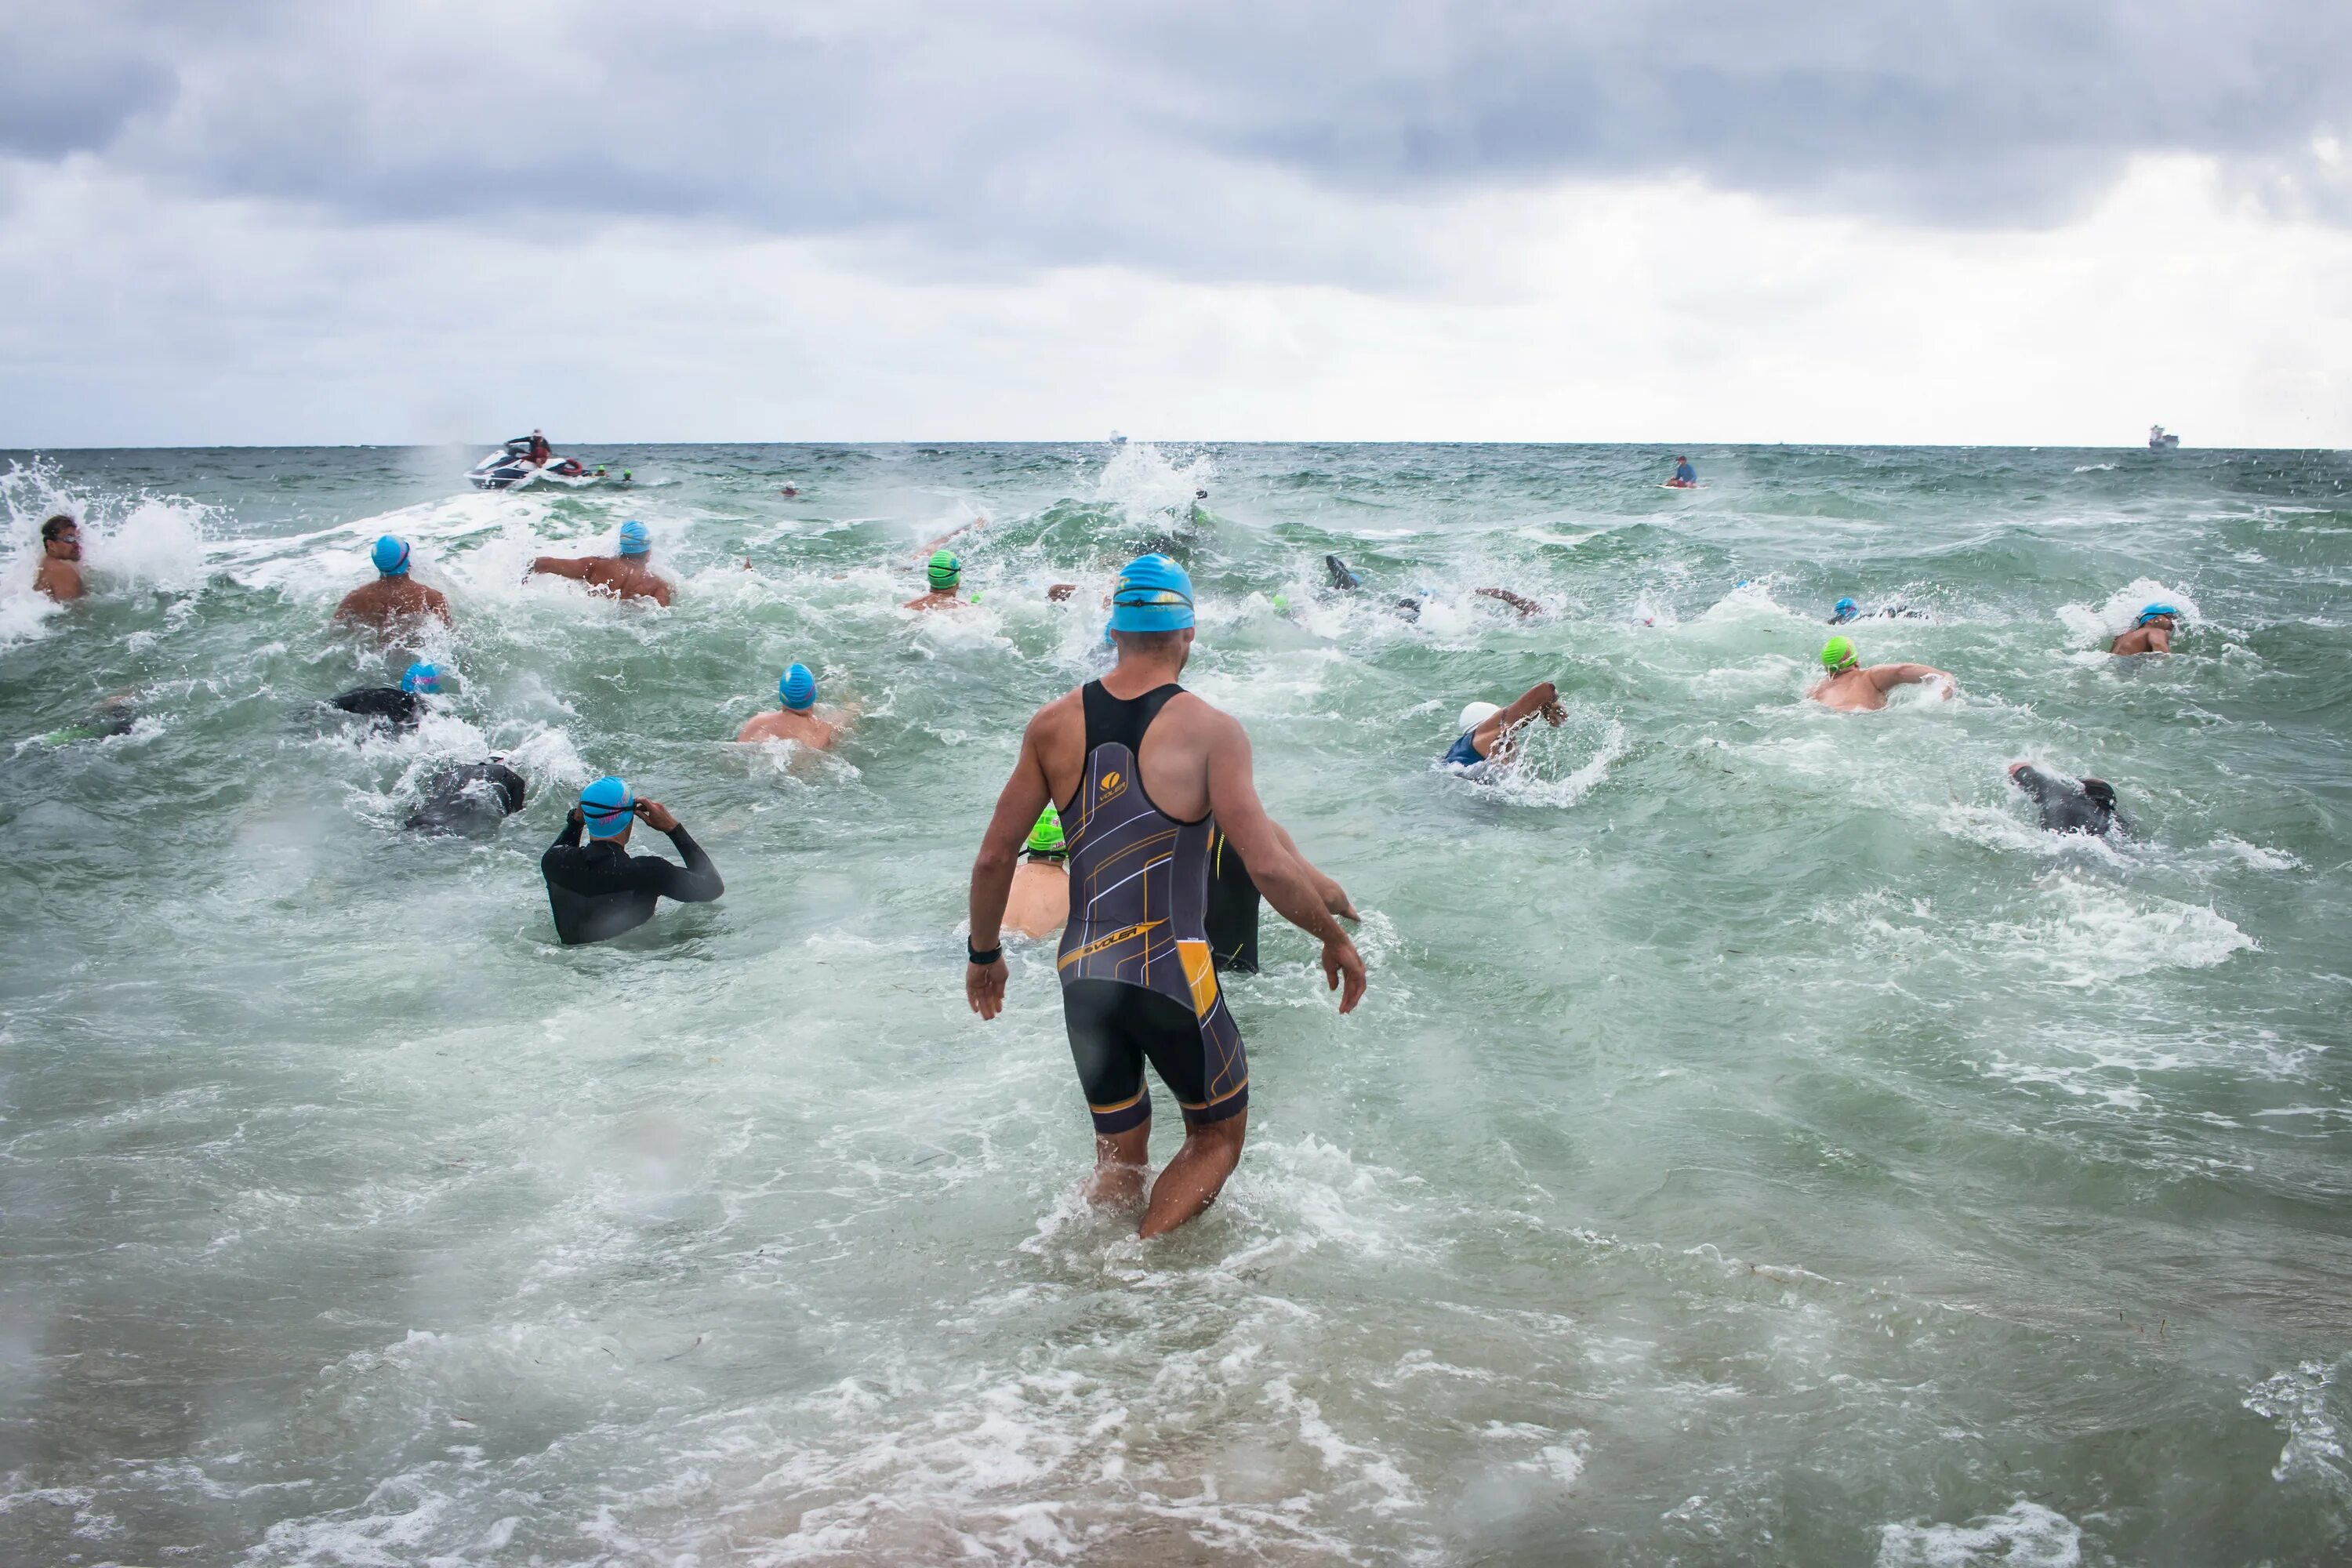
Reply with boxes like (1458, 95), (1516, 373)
(635, 798), (681, 833)
(1047, 583), (1078, 602)
(1323, 934), (1367, 1014)
(1540, 699), (1566, 727)
(967, 956), (1008, 1020)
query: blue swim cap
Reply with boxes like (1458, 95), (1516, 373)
(1108, 553), (1195, 633)
(1835, 597), (1857, 615)
(2136, 602), (2180, 626)
(400, 661), (440, 695)
(779, 662), (816, 710)
(579, 775), (635, 839)
(372, 535), (411, 575)
(618, 519), (651, 557)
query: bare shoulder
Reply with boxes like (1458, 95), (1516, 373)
(1167, 689), (1245, 745)
(1027, 687), (1083, 738)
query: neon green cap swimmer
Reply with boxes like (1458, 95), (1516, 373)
(927, 550), (960, 590)
(1821, 635), (1860, 672)
(1025, 804), (1066, 856)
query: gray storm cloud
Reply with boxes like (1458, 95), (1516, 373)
(2, 0), (2345, 283)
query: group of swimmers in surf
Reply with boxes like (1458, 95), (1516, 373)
(38, 482), (2190, 1235)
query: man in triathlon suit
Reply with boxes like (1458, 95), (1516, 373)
(965, 554), (1367, 1238)
(541, 775), (724, 944)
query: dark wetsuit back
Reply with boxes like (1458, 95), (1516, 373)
(330, 686), (423, 729)
(2010, 765), (2119, 837)
(1205, 826), (1262, 974)
(408, 761), (527, 835)
(541, 819), (724, 944)
(1056, 681), (1247, 1132)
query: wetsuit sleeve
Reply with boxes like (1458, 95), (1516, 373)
(654, 826), (724, 903)
(548, 816), (583, 855)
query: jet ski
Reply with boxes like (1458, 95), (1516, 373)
(467, 437), (612, 490)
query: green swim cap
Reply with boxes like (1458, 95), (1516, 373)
(1821, 635), (1859, 672)
(927, 550), (961, 590)
(1026, 804), (1066, 856)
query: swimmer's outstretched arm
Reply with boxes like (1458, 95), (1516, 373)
(967, 713), (1058, 1021)
(1475, 588), (1543, 617)
(525, 556), (594, 581)
(1870, 663), (1957, 697)
(1203, 717), (1366, 1013)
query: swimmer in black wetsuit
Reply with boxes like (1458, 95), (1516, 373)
(965, 554), (1366, 1238)
(2007, 763), (2125, 837)
(407, 760), (527, 835)
(1204, 822), (1355, 975)
(329, 662), (441, 731)
(540, 775), (724, 944)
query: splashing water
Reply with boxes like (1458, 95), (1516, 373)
(3, 441), (2350, 1565)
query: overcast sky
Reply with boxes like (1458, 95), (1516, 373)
(2, 1), (2347, 447)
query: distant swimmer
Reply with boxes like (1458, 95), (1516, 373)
(1807, 636), (1955, 711)
(328, 662), (441, 731)
(2006, 763), (2124, 837)
(1000, 807), (1072, 940)
(526, 520), (672, 606)
(1439, 682), (1566, 780)
(1666, 455), (1697, 488)
(407, 759), (527, 835)
(965, 553), (1366, 1238)
(780, 483), (800, 498)
(903, 550), (970, 611)
(1325, 554), (1363, 591)
(34, 516), (84, 601)
(40, 691), (136, 745)
(736, 662), (855, 749)
(2110, 603), (2180, 657)
(541, 775), (724, 945)
(1829, 595), (1923, 624)
(335, 535), (452, 629)
(1202, 822), (1356, 975)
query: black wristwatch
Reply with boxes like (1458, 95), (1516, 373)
(967, 941), (1003, 967)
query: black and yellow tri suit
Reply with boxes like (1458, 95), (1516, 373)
(1056, 681), (1248, 1133)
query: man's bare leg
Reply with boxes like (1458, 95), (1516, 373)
(1083, 1121), (1152, 1209)
(1139, 1110), (1247, 1238)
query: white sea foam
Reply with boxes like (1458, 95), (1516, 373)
(1875, 1500), (2084, 1566)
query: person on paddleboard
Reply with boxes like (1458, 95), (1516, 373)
(964, 553), (1364, 1238)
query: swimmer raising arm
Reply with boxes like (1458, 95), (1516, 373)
(1475, 587), (1544, 617)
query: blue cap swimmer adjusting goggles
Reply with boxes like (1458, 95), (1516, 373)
(618, 519), (651, 557)
(372, 535), (411, 575)
(1108, 554), (1196, 633)
(2136, 602), (2180, 626)
(579, 775), (636, 839)
(400, 661), (441, 695)
(779, 662), (816, 710)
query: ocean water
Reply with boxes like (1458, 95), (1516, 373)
(2, 440), (2349, 1566)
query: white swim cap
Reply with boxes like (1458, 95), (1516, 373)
(1458, 701), (1502, 733)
